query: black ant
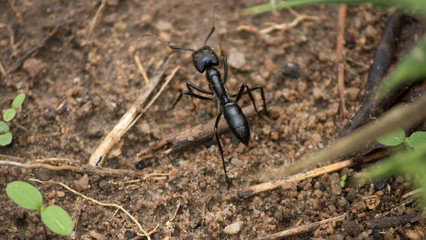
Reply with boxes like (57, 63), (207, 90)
(143, 9), (267, 187)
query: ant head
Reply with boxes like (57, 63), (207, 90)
(192, 46), (219, 73)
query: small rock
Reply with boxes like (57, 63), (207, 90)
(47, 190), (56, 199)
(342, 220), (361, 236)
(156, 20), (172, 31)
(113, 22), (127, 33)
(346, 87), (359, 101)
(328, 204), (336, 213)
(57, 191), (65, 197)
(314, 189), (323, 198)
(23, 58), (45, 78)
(73, 174), (90, 191)
(231, 158), (243, 167)
(337, 197), (347, 207)
(89, 230), (107, 240)
(404, 229), (421, 240)
(330, 173), (342, 196)
(227, 48), (246, 69)
(313, 87), (325, 100)
(281, 62), (301, 78)
(224, 221), (243, 234)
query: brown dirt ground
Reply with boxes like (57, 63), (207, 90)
(0, 0), (425, 239)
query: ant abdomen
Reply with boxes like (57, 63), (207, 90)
(223, 102), (250, 146)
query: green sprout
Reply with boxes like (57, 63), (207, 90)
(340, 175), (347, 188)
(377, 128), (426, 150)
(0, 93), (25, 146)
(6, 181), (73, 236)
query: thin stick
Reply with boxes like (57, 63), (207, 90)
(336, 4), (347, 117)
(29, 179), (153, 240)
(126, 66), (179, 133)
(89, 55), (174, 166)
(136, 104), (263, 160)
(87, 0), (106, 39)
(143, 66), (179, 111)
(365, 213), (422, 229)
(257, 213), (347, 240)
(0, 159), (152, 178)
(222, 150), (388, 201)
(134, 55), (150, 85)
(267, 93), (426, 179)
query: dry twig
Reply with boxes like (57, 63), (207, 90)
(336, 4), (347, 117)
(86, 0), (106, 39)
(222, 150), (388, 201)
(89, 56), (175, 166)
(136, 104), (264, 160)
(0, 159), (145, 178)
(237, 8), (319, 35)
(134, 55), (150, 85)
(257, 213), (347, 240)
(29, 179), (155, 240)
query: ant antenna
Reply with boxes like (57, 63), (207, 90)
(202, 6), (216, 47)
(142, 33), (195, 52)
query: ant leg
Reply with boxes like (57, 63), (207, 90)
(246, 85), (268, 115)
(232, 85), (268, 115)
(222, 56), (228, 84)
(235, 84), (259, 113)
(214, 112), (231, 188)
(185, 81), (213, 110)
(170, 81), (212, 110)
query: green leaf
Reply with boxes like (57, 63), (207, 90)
(364, 148), (426, 180)
(41, 206), (73, 236)
(0, 132), (12, 146)
(0, 121), (9, 133)
(376, 128), (405, 146)
(12, 93), (26, 109)
(3, 108), (16, 122)
(340, 175), (347, 188)
(408, 131), (426, 149)
(6, 181), (43, 210)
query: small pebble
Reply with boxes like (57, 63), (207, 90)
(281, 62), (301, 78)
(224, 221), (243, 234)
(404, 229), (421, 240)
(337, 197), (347, 207)
(23, 58), (45, 78)
(47, 190), (56, 199)
(231, 158), (243, 167)
(73, 174), (90, 191)
(89, 230), (107, 240)
(345, 87), (360, 101)
(227, 48), (246, 69)
(314, 189), (323, 198)
(57, 191), (65, 197)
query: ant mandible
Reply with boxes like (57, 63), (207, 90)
(143, 8), (267, 187)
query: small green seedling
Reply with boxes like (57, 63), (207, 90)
(340, 175), (347, 188)
(6, 181), (73, 236)
(0, 93), (25, 146)
(377, 128), (426, 150)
